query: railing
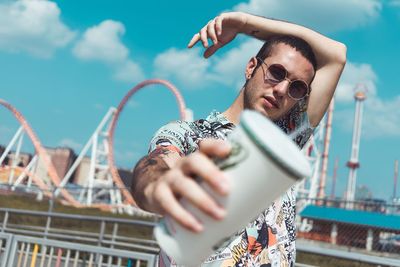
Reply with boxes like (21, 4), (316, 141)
(297, 240), (400, 267)
(0, 207), (159, 266)
(2, 203), (400, 266)
(0, 234), (157, 267)
(0, 232), (13, 267)
(0, 208), (159, 254)
(0, 183), (156, 217)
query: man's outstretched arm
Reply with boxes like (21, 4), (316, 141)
(131, 139), (231, 232)
(131, 147), (176, 212)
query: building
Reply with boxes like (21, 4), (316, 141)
(0, 148), (32, 184)
(71, 156), (91, 186)
(33, 147), (76, 185)
(72, 156), (132, 189)
(298, 205), (400, 252)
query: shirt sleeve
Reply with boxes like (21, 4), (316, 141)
(148, 120), (196, 156)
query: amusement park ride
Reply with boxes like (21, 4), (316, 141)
(0, 79), (377, 214)
(0, 79), (190, 214)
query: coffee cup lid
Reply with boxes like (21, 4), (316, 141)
(240, 110), (311, 179)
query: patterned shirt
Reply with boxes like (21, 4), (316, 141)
(150, 107), (313, 267)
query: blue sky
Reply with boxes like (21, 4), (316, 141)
(0, 0), (399, 201)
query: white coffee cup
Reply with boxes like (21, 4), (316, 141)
(154, 110), (311, 265)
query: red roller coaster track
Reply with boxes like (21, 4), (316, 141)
(0, 99), (82, 207)
(107, 79), (187, 205)
(1, 79), (187, 209)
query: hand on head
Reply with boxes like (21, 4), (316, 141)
(187, 12), (248, 58)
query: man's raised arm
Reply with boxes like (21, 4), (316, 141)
(188, 12), (347, 127)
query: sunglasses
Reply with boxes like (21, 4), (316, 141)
(256, 57), (310, 100)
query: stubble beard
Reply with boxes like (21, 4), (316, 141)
(242, 81), (273, 120)
(242, 79), (258, 111)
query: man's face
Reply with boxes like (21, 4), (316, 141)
(243, 43), (315, 120)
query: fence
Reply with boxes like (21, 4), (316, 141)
(2, 202), (400, 266)
(0, 207), (159, 266)
(0, 184), (156, 217)
(0, 234), (157, 267)
(297, 198), (400, 266)
(0, 207), (158, 253)
(0, 232), (13, 267)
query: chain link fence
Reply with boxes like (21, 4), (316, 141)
(296, 198), (400, 260)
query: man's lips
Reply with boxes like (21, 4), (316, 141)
(263, 96), (280, 109)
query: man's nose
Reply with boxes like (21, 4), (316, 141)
(273, 79), (290, 96)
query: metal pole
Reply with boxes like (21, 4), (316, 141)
(330, 158), (339, 199)
(0, 127), (23, 165)
(1, 211), (8, 232)
(96, 220), (106, 264)
(44, 189), (54, 239)
(318, 98), (335, 201)
(394, 160), (399, 202)
(8, 131), (24, 185)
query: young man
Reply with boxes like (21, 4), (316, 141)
(132, 12), (346, 266)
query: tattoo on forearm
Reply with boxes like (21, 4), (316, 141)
(133, 148), (171, 180)
(131, 147), (172, 206)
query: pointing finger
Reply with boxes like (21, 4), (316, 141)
(188, 33), (200, 48)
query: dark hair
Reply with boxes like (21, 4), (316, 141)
(255, 35), (317, 71)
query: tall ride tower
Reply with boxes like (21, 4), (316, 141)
(394, 160), (399, 202)
(345, 86), (367, 206)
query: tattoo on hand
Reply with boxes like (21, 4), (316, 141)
(134, 148), (171, 177)
(133, 147), (171, 184)
(131, 147), (173, 205)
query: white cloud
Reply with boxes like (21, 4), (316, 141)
(59, 138), (82, 151)
(334, 61), (400, 138)
(73, 20), (145, 84)
(212, 39), (263, 88)
(390, 0), (400, 6)
(335, 62), (377, 103)
(113, 60), (145, 84)
(153, 47), (213, 89)
(0, 0), (76, 57)
(152, 0), (383, 90)
(153, 39), (263, 90)
(335, 96), (400, 139)
(73, 20), (128, 63)
(362, 96), (400, 138)
(233, 0), (382, 33)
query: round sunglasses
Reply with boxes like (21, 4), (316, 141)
(256, 57), (310, 100)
